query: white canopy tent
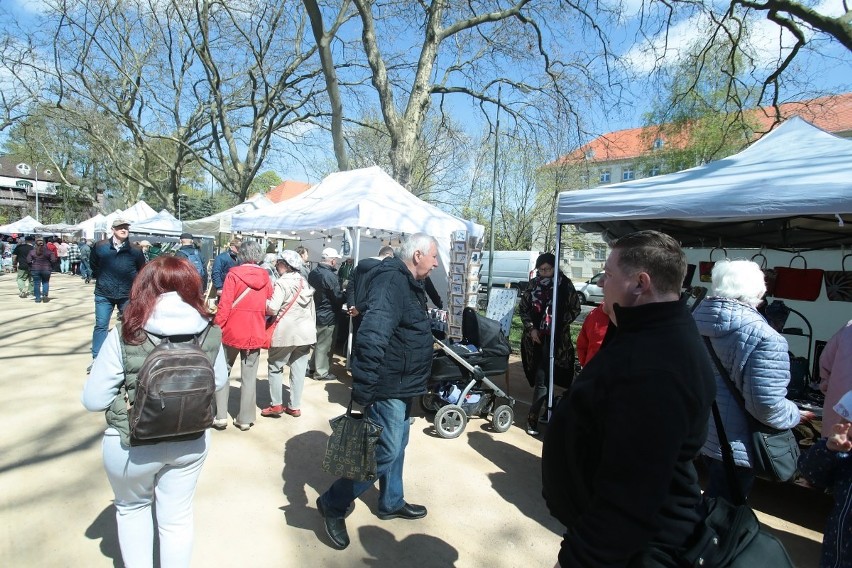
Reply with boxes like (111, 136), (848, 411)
(131, 209), (183, 236)
(96, 201), (159, 239)
(76, 214), (104, 240)
(556, 117), (852, 251)
(544, 117), (852, 420)
(0, 215), (40, 234)
(232, 166), (485, 295)
(182, 193), (273, 237)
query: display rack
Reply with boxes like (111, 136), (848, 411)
(446, 230), (483, 341)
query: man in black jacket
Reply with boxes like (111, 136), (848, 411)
(307, 247), (345, 380)
(89, 218), (146, 367)
(317, 233), (438, 550)
(541, 230), (716, 567)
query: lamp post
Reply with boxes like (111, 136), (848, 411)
(485, 84), (501, 304)
(177, 194), (187, 221)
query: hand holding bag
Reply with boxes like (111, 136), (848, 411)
(824, 253), (852, 302)
(322, 400), (383, 482)
(703, 337), (800, 482)
(772, 254), (824, 301)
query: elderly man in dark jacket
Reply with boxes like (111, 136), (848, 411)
(541, 230), (716, 567)
(317, 233), (439, 551)
(307, 247), (346, 380)
(89, 218), (146, 367)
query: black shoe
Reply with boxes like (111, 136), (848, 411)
(85, 278), (90, 284)
(377, 502), (427, 520)
(316, 497), (349, 549)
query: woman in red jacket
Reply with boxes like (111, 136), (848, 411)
(213, 240), (272, 431)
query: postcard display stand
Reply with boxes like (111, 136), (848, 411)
(445, 231), (484, 341)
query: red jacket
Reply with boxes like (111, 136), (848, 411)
(577, 303), (609, 366)
(215, 264), (272, 349)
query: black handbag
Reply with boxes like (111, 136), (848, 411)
(321, 400), (383, 482)
(703, 337), (800, 482)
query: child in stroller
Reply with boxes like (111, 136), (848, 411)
(421, 307), (514, 438)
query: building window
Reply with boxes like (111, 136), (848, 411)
(600, 169), (610, 183)
(571, 267), (584, 279)
(653, 137), (665, 150)
(593, 244), (606, 261)
(648, 164), (661, 177)
(572, 248), (584, 261)
(622, 168), (635, 181)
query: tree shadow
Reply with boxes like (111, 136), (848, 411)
(84, 504), (123, 567)
(465, 430), (562, 534)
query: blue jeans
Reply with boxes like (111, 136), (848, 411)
(79, 260), (91, 279)
(703, 456), (756, 502)
(320, 398), (412, 517)
(32, 270), (51, 300)
(92, 295), (129, 358)
(60, 257), (70, 273)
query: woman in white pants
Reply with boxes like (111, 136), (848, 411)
(261, 249), (317, 418)
(82, 256), (228, 568)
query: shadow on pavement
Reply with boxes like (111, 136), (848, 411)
(84, 505), (122, 567)
(358, 524), (459, 567)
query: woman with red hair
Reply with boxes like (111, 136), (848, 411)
(82, 255), (228, 568)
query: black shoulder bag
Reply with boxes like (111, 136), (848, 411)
(321, 399), (383, 482)
(703, 337), (800, 482)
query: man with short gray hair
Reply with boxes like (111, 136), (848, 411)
(317, 233), (439, 550)
(307, 247), (345, 380)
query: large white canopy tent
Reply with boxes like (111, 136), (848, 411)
(545, 117), (852, 418)
(182, 193), (273, 237)
(76, 214), (104, 240)
(0, 215), (40, 234)
(556, 117), (852, 251)
(131, 209), (183, 237)
(232, 166), (485, 298)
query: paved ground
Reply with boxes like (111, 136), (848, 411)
(0, 272), (832, 567)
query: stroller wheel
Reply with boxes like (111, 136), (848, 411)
(419, 393), (442, 415)
(491, 405), (514, 433)
(434, 404), (467, 439)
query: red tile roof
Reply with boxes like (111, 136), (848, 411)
(552, 92), (852, 166)
(266, 180), (312, 203)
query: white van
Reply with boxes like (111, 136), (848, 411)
(479, 251), (540, 291)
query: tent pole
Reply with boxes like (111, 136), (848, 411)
(346, 228), (361, 370)
(546, 224), (563, 423)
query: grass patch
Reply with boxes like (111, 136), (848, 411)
(507, 313), (582, 353)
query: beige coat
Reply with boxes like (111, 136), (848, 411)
(266, 271), (317, 348)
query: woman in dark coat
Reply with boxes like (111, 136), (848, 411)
(518, 253), (581, 435)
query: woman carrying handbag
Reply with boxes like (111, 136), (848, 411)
(261, 250), (316, 418)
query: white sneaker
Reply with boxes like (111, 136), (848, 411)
(212, 418), (228, 430)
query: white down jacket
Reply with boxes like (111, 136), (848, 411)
(692, 297), (801, 467)
(266, 271), (317, 348)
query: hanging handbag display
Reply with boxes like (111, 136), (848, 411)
(772, 254), (824, 301)
(699, 247), (727, 283)
(321, 399), (384, 482)
(823, 253), (852, 302)
(750, 252), (776, 297)
(703, 337), (800, 482)
(262, 279), (304, 350)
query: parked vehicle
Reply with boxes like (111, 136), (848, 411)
(479, 251), (539, 291)
(576, 272), (604, 304)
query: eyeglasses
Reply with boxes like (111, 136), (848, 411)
(113, 225), (130, 230)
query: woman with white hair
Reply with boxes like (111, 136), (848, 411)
(261, 249), (316, 418)
(692, 259), (805, 500)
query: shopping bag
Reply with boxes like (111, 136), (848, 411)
(322, 401), (383, 482)
(824, 253), (852, 302)
(773, 255), (824, 301)
(699, 247), (727, 283)
(750, 253), (776, 297)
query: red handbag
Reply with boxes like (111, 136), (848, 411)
(772, 255), (824, 302)
(824, 254), (852, 302)
(699, 247), (727, 283)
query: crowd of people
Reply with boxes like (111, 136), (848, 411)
(7, 219), (850, 568)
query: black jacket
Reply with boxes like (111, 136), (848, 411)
(91, 239), (146, 300)
(350, 256), (432, 406)
(345, 257), (383, 313)
(541, 299), (716, 567)
(308, 262), (344, 325)
(518, 272), (581, 386)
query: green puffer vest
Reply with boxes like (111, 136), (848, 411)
(105, 322), (223, 446)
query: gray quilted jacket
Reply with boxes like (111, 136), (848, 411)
(692, 297), (800, 467)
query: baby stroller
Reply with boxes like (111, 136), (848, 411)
(422, 307), (514, 439)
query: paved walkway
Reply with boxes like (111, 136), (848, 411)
(0, 272), (830, 567)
